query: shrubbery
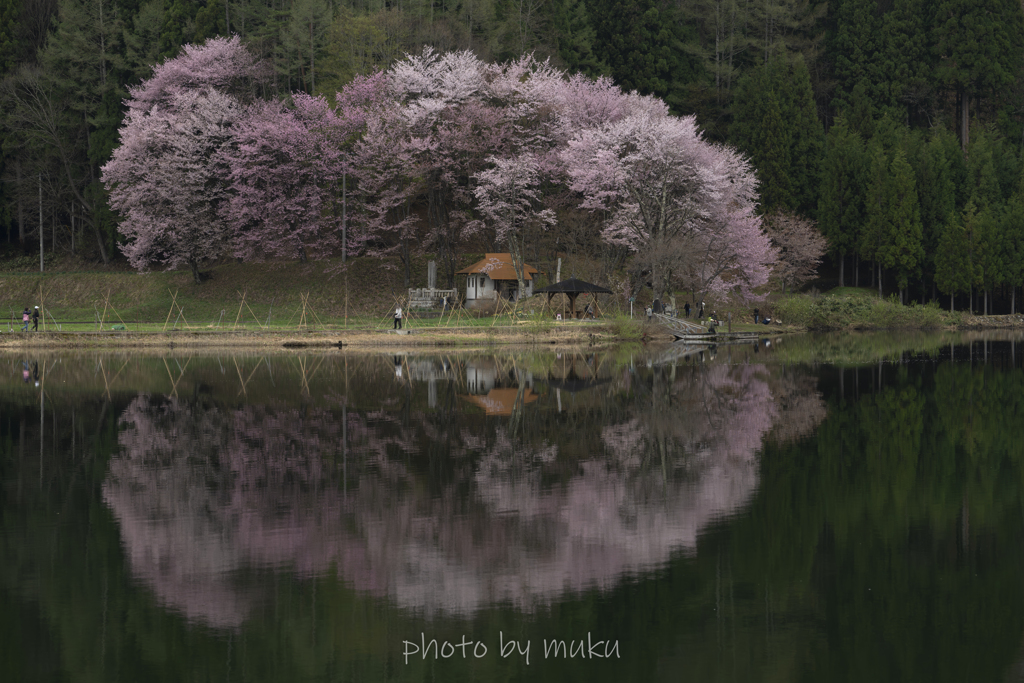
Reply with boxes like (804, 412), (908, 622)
(775, 294), (949, 330)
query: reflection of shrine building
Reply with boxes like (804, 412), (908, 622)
(464, 358), (533, 394)
(461, 387), (539, 415)
(545, 353), (608, 396)
(403, 357), (458, 383)
(462, 358), (537, 415)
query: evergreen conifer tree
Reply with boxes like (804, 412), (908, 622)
(860, 140), (892, 296)
(934, 208), (972, 311)
(878, 149), (924, 301)
(818, 116), (865, 286)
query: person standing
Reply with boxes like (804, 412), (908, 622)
(753, 308), (760, 324)
(394, 306), (403, 330)
(698, 301), (705, 319)
(21, 307), (30, 331)
(31, 306), (40, 331)
(684, 302), (690, 318)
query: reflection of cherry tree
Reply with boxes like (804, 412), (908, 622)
(105, 396), (351, 628)
(104, 359), (824, 626)
(766, 369), (829, 445)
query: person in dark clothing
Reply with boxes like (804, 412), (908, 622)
(684, 302), (690, 318)
(753, 308), (760, 323)
(698, 302), (705, 319)
(31, 306), (39, 331)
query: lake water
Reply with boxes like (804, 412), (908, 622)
(2, 332), (1024, 682)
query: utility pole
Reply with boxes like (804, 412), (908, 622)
(342, 171), (347, 263)
(38, 174), (43, 272)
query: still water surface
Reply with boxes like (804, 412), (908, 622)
(2, 333), (1024, 682)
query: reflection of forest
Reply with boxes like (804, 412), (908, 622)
(102, 355), (822, 626)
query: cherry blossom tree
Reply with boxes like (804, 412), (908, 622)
(683, 145), (776, 303)
(103, 36), (269, 282)
(224, 93), (349, 262)
(387, 49), (504, 287)
(103, 89), (241, 283)
(473, 153), (556, 295)
(762, 210), (828, 293)
(346, 98), (423, 286)
(102, 40), (778, 295)
(561, 108), (774, 303)
(126, 36), (268, 112)
(383, 49), (566, 287)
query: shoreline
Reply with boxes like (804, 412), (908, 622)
(0, 322), (650, 351)
(1, 313), (1022, 352)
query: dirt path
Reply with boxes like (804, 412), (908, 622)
(0, 322), (658, 351)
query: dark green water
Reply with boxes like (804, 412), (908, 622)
(2, 333), (1024, 682)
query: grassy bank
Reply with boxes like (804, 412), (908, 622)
(0, 255), (647, 333)
(771, 288), (954, 330)
(6, 256), (1021, 341)
(0, 256), (427, 328)
(0, 256), (657, 347)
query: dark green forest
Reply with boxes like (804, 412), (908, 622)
(1, 0), (1023, 309)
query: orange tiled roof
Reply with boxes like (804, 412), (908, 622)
(456, 253), (539, 281)
(460, 387), (539, 415)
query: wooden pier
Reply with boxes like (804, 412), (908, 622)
(653, 313), (761, 342)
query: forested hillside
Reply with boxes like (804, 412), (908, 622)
(1, 0), (1023, 309)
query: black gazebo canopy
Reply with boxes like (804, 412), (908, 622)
(534, 278), (613, 316)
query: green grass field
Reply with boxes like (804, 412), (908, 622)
(0, 254), (645, 335)
(1, 255), (984, 336)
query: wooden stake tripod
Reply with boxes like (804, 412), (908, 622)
(163, 289), (191, 331)
(297, 292), (326, 330)
(97, 288), (131, 331)
(233, 289), (266, 330)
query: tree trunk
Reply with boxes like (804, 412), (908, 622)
(959, 88), (969, 155)
(190, 260), (202, 285)
(877, 262), (882, 298)
(401, 239), (411, 288)
(950, 293), (954, 313)
(93, 220), (109, 263)
(651, 261), (660, 304)
(508, 234), (526, 301)
(16, 160), (23, 244)
(839, 251), (845, 287)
